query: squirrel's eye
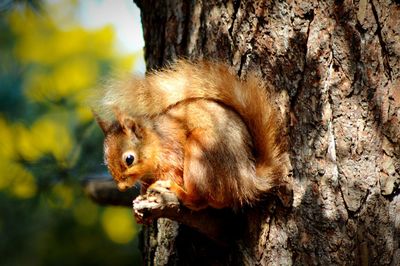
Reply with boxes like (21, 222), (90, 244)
(122, 152), (135, 167)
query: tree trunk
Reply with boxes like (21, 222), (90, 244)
(134, 0), (400, 265)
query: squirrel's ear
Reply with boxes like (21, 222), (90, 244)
(93, 113), (111, 135)
(112, 107), (143, 138)
(121, 117), (143, 139)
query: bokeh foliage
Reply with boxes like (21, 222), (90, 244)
(0, 1), (142, 265)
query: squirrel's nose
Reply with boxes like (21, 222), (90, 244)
(118, 182), (128, 192)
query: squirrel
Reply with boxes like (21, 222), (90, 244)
(94, 60), (290, 211)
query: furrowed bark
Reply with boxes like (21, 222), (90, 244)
(133, 0), (400, 265)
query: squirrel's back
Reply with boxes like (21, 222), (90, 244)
(152, 99), (258, 208)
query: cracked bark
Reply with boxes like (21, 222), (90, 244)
(134, 0), (400, 265)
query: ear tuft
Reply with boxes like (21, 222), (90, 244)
(123, 117), (144, 140)
(112, 107), (125, 127)
(93, 112), (111, 135)
(112, 107), (144, 138)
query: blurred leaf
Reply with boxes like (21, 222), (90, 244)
(73, 198), (98, 226)
(101, 207), (137, 244)
(0, 0), (142, 264)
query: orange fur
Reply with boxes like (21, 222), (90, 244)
(95, 60), (288, 210)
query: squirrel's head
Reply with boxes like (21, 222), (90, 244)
(95, 110), (158, 191)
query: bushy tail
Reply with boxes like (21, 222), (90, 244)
(101, 60), (287, 190)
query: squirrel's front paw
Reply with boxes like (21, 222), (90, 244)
(147, 180), (172, 195)
(145, 180), (179, 205)
(132, 180), (180, 224)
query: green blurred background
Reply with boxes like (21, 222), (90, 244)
(0, 0), (143, 264)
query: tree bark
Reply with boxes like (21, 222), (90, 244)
(134, 0), (400, 265)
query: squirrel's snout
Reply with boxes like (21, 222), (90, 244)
(117, 182), (129, 192)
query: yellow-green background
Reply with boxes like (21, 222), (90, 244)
(0, 0), (142, 264)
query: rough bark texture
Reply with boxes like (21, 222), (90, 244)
(133, 0), (400, 265)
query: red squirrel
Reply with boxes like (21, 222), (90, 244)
(94, 60), (289, 211)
